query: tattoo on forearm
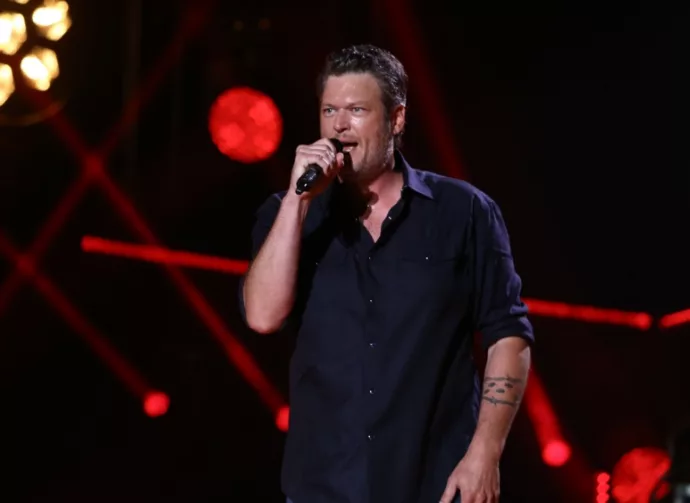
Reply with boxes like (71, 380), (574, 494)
(483, 396), (519, 406)
(482, 376), (524, 407)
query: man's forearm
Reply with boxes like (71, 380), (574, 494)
(243, 194), (310, 334)
(467, 336), (531, 460)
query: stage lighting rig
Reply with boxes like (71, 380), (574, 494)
(0, 0), (71, 119)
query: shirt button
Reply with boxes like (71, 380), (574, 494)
(369, 342), (377, 348)
(367, 433), (375, 441)
(369, 298), (374, 304)
(387, 216), (393, 221)
(369, 388), (376, 395)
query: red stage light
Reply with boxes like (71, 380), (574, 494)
(542, 440), (571, 467)
(143, 391), (170, 418)
(208, 86), (283, 163)
(275, 405), (289, 432)
(595, 472), (611, 503)
(611, 447), (671, 503)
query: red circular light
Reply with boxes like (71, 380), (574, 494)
(275, 405), (290, 432)
(542, 440), (571, 467)
(143, 391), (170, 418)
(208, 87), (283, 163)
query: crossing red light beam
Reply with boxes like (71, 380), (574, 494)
(523, 298), (653, 331)
(82, 235), (249, 275)
(0, 231), (165, 415)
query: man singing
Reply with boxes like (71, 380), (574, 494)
(240, 44), (534, 503)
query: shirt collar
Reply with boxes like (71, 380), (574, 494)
(395, 150), (434, 200)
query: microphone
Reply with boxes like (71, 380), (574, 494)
(295, 138), (344, 195)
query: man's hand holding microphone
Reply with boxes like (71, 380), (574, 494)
(290, 138), (345, 200)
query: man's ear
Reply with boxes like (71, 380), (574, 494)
(392, 105), (406, 137)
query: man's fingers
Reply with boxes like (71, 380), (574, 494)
(313, 137), (338, 152)
(297, 150), (336, 172)
(298, 142), (336, 157)
(297, 146), (334, 161)
(296, 155), (329, 176)
(458, 488), (480, 503)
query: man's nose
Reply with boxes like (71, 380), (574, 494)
(333, 111), (350, 133)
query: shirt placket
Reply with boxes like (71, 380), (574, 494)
(358, 193), (408, 444)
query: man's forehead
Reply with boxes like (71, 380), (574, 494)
(322, 73), (382, 102)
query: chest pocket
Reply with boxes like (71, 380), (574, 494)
(385, 233), (469, 312)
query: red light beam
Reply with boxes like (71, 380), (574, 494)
(0, 150), (94, 318)
(0, 231), (158, 404)
(81, 236), (660, 333)
(377, 0), (466, 181)
(98, 1), (215, 159)
(658, 308), (690, 330)
(523, 298), (653, 330)
(82, 235), (249, 275)
(523, 369), (571, 467)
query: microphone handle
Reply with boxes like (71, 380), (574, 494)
(295, 164), (323, 195)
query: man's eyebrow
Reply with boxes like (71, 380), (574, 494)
(321, 102), (369, 108)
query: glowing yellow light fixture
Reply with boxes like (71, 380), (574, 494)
(32, 0), (70, 42)
(0, 11), (27, 55)
(0, 0), (71, 111)
(0, 62), (14, 106)
(20, 46), (58, 91)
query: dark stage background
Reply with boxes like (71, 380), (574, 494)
(1, 1), (688, 501)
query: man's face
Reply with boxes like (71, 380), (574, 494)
(320, 72), (403, 182)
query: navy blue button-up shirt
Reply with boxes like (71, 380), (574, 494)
(241, 151), (534, 503)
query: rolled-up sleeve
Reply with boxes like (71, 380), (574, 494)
(237, 193), (283, 324)
(470, 193), (534, 350)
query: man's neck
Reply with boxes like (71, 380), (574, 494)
(347, 157), (402, 205)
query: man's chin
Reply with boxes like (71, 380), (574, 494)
(338, 166), (361, 182)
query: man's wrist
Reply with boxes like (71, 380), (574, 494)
(466, 437), (503, 463)
(281, 192), (311, 220)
